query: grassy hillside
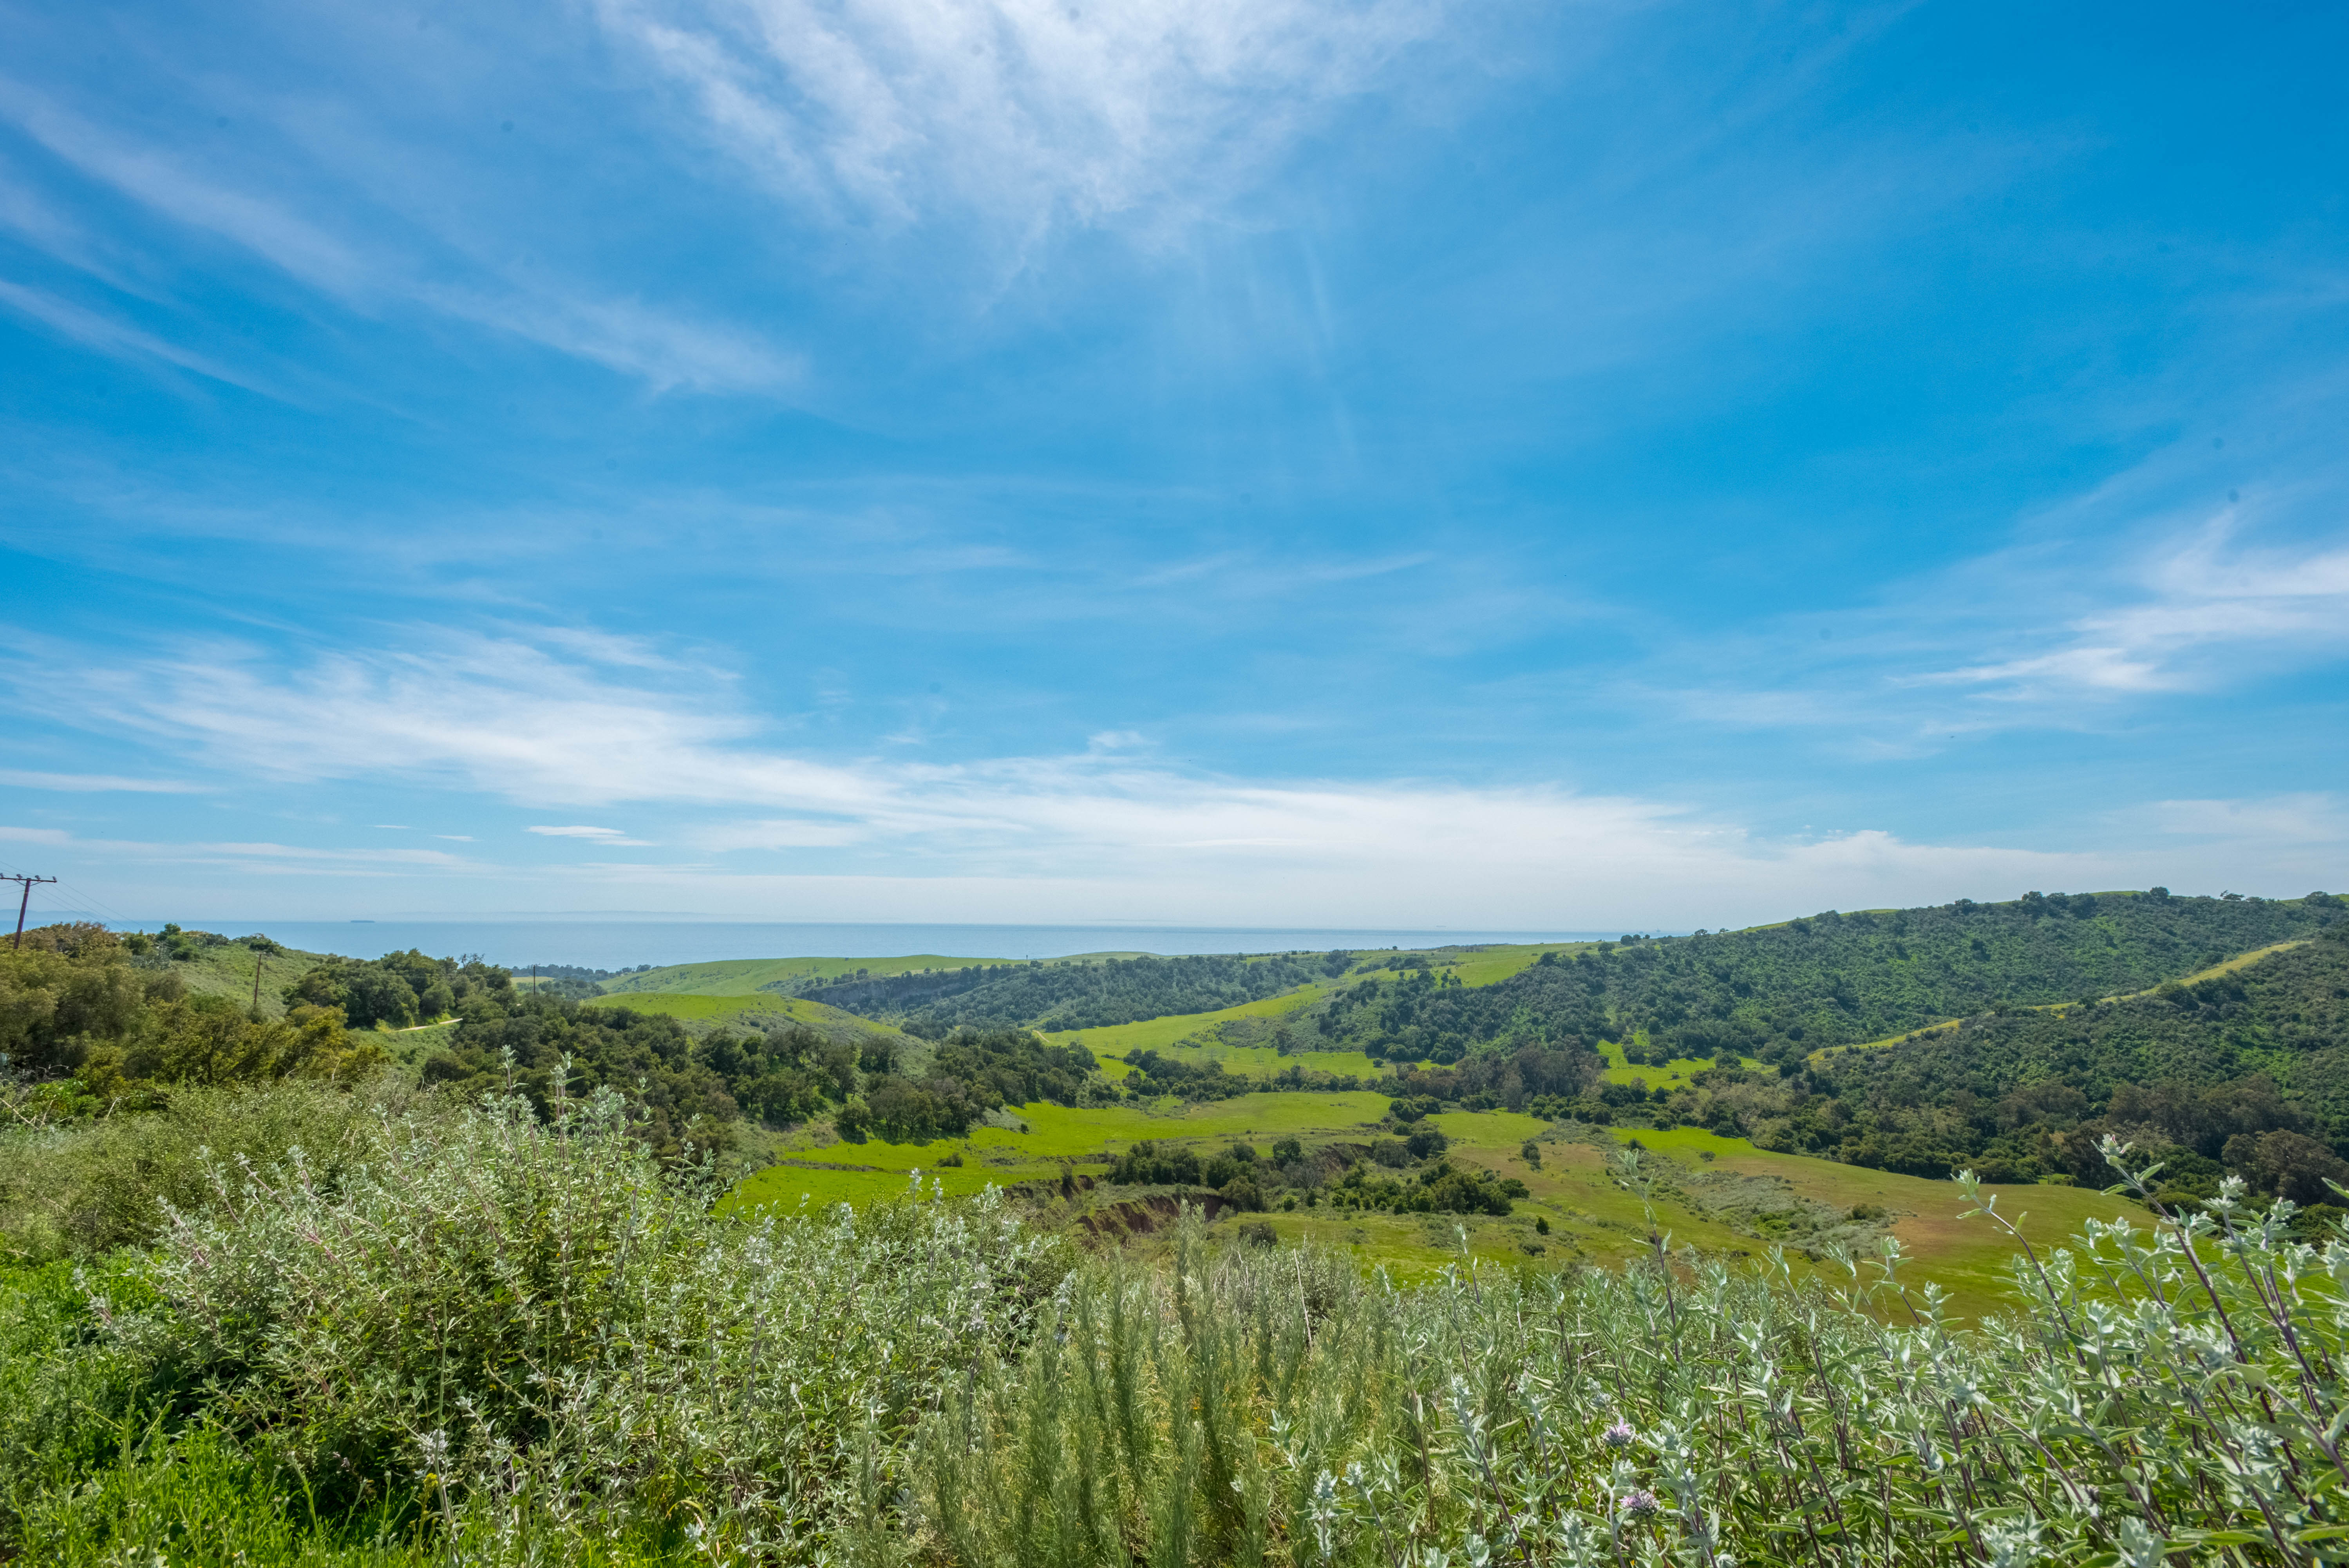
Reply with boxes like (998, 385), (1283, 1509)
(1312, 889), (2340, 1068)
(584, 988), (927, 1051)
(800, 942), (1561, 1036)
(125, 928), (338, 1020)
(601, 952), (1026, 996)
(815, 950), (1346, 1033)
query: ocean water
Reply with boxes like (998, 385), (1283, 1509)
(113, 920), (1627, 971)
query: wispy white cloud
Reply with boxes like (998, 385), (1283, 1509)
(0, 154), (138, 288)
(11, 627), (2342, 925)
(690, 817), (866, 850)
(529, 825), (656, 845)
(0, 77), (800, 393)
(2146, 793), (2349, 848)
(1913, 519), (2349, 702)
(0, 768), (206, 793)
(1630, 485), (2349, 754)
(594, 0), (1462, 244)
(0, 823), (471, 869)
(0, 279), (273, 392)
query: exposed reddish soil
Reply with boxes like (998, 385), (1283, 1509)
(1077, 1192), (1233, 1238)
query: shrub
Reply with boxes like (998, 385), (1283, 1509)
(1107, 1139), (1203, 1186)
(94, 1086), (1071, 1546)
(1218, 1175), (1266, 1212)
(0, 1078), (405, 1262)
(915, 1163), (2349, 1566)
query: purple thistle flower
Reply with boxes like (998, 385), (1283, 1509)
(1602, 1420), (1637, 1449)
(1619, 1488), (1660, 1518)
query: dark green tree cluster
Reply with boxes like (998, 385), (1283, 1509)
(1116, 1048), (1251, 1101)
(1327, 1157), (1525, 1216)
(812, 953), (1324, 1034)
(929, 1029), (1098, 1107)
(423, 1004), (1107, 1151)
(418, 998), (750, 1156)
(118, 922), (230, 963)
(1322, 891), (2335, 1068)
(835, 1028), (1105, 1142)
(7, 927), (1119, 1154)
(1761, 924), (2349, 1191)
(1106, 1138), (1212, 1186)
(1102, 1048), (1372, 1103)
(1375, 1044), (1602, 1113)
(0, 924), (380, 1098)
(1103, 1129), (1523, 1217)
(282, 950), (510, 1029)
(1319, 963), (1611, 1063)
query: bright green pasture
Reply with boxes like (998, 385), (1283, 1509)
(725, 1093), (1393, 1214)
(1043, 984), (1330, 1063)
(1595, 1034), (1761, 1091)
(1600, 1126), (2143, 1318)
(1069, 1021), (1389, 1084)
(584, 991), (881, 1031)
(1445, 943), (1589, 986)
(717, 1080), (2141, 1319)
(1235, 1208), (1559, 1282)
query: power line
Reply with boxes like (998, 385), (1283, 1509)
(6, 875), (58, 949)
(58, 879), (139, 929)
(0, 854), (140, 931)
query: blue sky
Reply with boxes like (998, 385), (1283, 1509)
(1, 0), (2344, 931)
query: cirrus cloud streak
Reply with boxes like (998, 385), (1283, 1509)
(7, 627), (2342, 927)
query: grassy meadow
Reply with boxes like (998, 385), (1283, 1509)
(1043, 984), (1398, 1081)
(726, 1081), (2128, 1316)
(1431, 940), (1588, 986)
(727, 1092), (1396, 1210)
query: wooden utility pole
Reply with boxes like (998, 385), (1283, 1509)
(6, 875), (56, 949)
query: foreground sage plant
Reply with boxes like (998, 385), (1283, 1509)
(914, 1145), (2349, 1566)
(19, 1092), (2349, 1566)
